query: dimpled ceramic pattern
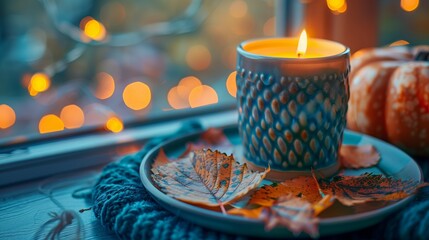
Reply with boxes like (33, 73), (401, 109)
(236, 67), (350, 171)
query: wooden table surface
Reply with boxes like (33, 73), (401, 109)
(0, 166), (116, 239)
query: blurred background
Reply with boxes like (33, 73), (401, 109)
(0, 0), (427, 145)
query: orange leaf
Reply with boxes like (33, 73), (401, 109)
(320, 173), (419, 206)
(151, 149), (269, 209)
(340, 145), (380, 169)
(312, 194), (335, 216)
(151, 148), (171, 171)
(262, 194), (319, 238)
(249, 177), (322, 207)
(227, 207), (263, 219)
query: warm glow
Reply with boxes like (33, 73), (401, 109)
(0, 104), (16, 129)
(178, 76), (202, 99)
(94, 72), (115, 99)
(123, 82), (151, 110)
(401, 0), (419, 12)
(81, 17), (107, 41)
(60, 104), (84, 129)
(39, 114), (64, 134)
(297, 30), (307, 57)
(229, 0), (248, 18)
(106, 116), (123, 133)
(336, 1), (347, 13)
(167, 86), (189, 109)
(327, 0), (346, 11)
(226, 71), (237, 98)
(189, 85), (218, 108)
(28, 84), (39, 96)
(263, 17), (275, 36)
(30, 73), (51, 93)
(186, 45), (212, 71)
(389, 40), (410, 47)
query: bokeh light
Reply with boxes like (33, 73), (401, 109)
(30, 73), (50, 93)
(168, 76), (203, 109)
(229, 0), (248, 18)
(263, 17), (275, 36)
(39, 114), (64, 134)
(167, 86), (189, 109)
(94, 72), (115, 100)
(226, 71), (237, 98)
(401, 0), (419, 12)
(189, 85), (218, 108)
(81, 17), (107, 41)
(123, 82), (152, 110)
(178, 76), (202, 99)
(336, 1), (347, 13)
(0, 104), (16, 129)
(186, 45), (212, 71)
(60, 104), (85, 129)
(326, 0), (345, 11)
(105, 116), (123, 133)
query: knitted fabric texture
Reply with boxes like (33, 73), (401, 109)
(92, 137), (429, 240)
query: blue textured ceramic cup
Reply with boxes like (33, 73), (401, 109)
(236, 38), (350, 180)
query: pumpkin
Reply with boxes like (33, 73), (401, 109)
(347, 45), (429, 156)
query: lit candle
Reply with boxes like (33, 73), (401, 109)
(236, 30), (350, 180)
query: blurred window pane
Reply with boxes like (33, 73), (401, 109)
(0, 0), (275, 144)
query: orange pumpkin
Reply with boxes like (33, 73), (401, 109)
(347, 46), (429, 156)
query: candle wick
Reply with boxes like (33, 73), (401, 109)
(297, 52), (302, 58)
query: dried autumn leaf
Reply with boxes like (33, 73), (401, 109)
(312, 195), (335, 216)
(152, 148), (171, 171)
(320, 173), (419, 206)
(249, 177), (322, 207)
(340, 145), (380, 169)
(151, 149), (269, 209)
(151, 128), (233, 169)
(262, 194), (319, 238)
(227, 207), (264, 219)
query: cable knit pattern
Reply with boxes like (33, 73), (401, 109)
(92, 131), (429, 240)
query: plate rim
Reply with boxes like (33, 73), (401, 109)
(140, 126), (423, 235)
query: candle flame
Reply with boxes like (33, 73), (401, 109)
(297, 30), (307, 57)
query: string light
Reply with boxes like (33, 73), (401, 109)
(105, 116), (123, 133)
(226, 71), (237, 98)
(30, 73), (51, 93)
(401, 0), (419, 12)
(39, 114), (64, 134)
(168, 86), (189, 109)
(189, 85), (218, 108)
(123, 82), (152, 110)
(60, 105), (85, 129)
(0, 104), (16, 129)
(81, 17), (107, 41)
(186, 45), (212, 71)
(229, 0), (248, 18)
(94, 72), (115, 100)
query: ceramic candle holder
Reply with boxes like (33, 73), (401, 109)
(236, 38), (350, 180)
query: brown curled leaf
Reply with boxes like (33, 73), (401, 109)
(320, 173), (420, 206)
(249, 177), (322, 207)
(340, 145), (380, 169)
(262, 194), (319, 238)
